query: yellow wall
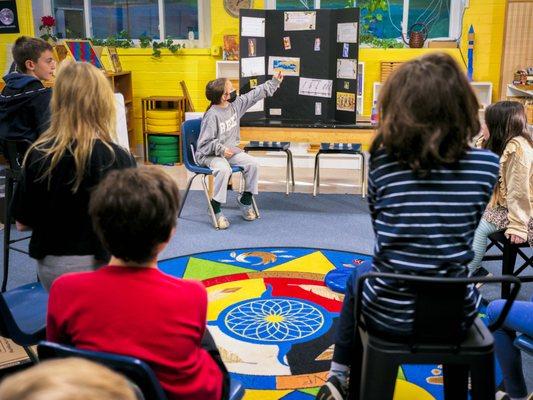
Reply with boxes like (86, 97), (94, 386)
(0, 0), (506, 147)
(0, 0), (34, 70)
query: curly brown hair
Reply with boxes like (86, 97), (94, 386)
(370, 52), (480, 175)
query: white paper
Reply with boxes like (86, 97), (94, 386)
(241, 56), (265, 78)
(298, 77), (333, 98)
(269, 108), (282, 116)
(268, 56), (300, 76)
(241, 16), (265, 37)
(337, 22), (358, 43)
(315, 102), (322, 115)
(336, 59), (357, 80)
(246, 99), (264, 113)
(284, 11), (316, 31)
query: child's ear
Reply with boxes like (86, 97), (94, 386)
(25, 59), (36, 72)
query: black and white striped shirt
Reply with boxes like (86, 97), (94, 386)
(363, 147), (500, 334)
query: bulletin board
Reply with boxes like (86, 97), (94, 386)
(239, 8), (359, 123)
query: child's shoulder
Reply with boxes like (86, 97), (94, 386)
(464, 147), (499, 164)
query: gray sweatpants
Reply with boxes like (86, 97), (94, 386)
(206, 152), (259, 204)
(37, 255), (103, 291)
(467, 218), (499, 274)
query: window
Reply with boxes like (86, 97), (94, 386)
(269, 0), (461, 40)
(51, 0), (207, 42)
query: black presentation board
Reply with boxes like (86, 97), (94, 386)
(239, 8), (359, 123)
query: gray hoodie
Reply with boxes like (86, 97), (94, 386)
(195, 77), (280, 165)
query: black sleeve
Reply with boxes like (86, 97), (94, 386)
(13, 152), (40, 227)
(31, 89), (52, 138)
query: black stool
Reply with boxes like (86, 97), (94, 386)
(244, 141), (295, 195)
(482, 230), (532, 299)
(349, 272), (520, 400)
(1, 139), (32, 292)
(313, 143), (366, 197)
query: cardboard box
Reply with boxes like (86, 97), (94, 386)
(428, 40), (458, 48)
(0, 337), (30, 369)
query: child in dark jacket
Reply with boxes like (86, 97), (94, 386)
(0, 36), (56, 146)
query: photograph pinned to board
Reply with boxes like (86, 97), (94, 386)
(342, 43), (349, 57)
(64, 40), (104, 69)
(246, 98), (264, 113)
(343, 81), (350, 90)
(107, 46), (122, 73)
(314, 38), (320, 51)
(241, 16), (265, 37)
(283, 36), (291, 50)
(315, 102), (322, 115)
(337, 22), (358, 43)
(337, 59), (357, 79)
(337, 91), (356, 112)
(284, 11), (316, 31)
(298, 77), (333, 98)
(269, 108), (282, 116)
(249, 78), (258, 88)
(241, 56), (265, 77)
(248, 38), (256, 57)
(223, 35), (239, 60)
(268, 56), (300, 76)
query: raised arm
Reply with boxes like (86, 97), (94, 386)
(233, 72), (283, 118)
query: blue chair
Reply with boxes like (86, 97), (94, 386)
(38, 341), (245, 400)
(514, 334), (533, 355)
(313, 142), (367, 198)
(0, 282), (48, 363)
(244, 141), (295, 195)
(178, 119), (259, 229)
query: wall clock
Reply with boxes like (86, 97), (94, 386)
(223, 0), (253, 18)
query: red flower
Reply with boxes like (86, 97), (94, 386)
(40, 15), (55, 27)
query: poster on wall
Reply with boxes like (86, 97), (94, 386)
(0, 0), (19, 34)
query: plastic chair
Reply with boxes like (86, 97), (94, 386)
(482, 230), (532, 299)
(178, 119), (259, 229)
(313, 143), (367, 197)
(349, 272), (521, 400)
(1, 139), (32, 292)
(244, 141), (294, 195)
(38, 341), (245, 400)
(0, 282), (48, 363)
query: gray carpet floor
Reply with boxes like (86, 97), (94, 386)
(1, 190), (531, 392)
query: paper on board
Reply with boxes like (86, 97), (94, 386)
(337, 22), (358, 43)
(241, 56), (265, 77)
(336, 59), (357, 80)
(241, 16), (265, 37)
(268, 56), (300, 76)
(284, 11), (316, 31)
(298, 77), (333, 98)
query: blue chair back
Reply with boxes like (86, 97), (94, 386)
(181, 118), (202, 171)
(0, 283), (47, 347)
(38, 341), (167, 400)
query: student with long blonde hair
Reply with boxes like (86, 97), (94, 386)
(14, 61), (136, 291)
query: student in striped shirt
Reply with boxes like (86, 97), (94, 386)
(317, 53), (500, 400)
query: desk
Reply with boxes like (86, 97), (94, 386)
(240, 119), (377, 150)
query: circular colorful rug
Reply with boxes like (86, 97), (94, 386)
(158, 247), (495, 400)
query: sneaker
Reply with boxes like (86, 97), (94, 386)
(237, 195), (257, 221)
(316, 376), (347, 400)
(215, 212), (230, 229)
(472, 267), (493, 288)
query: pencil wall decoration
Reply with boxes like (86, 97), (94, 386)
(64, 40), (104, 69)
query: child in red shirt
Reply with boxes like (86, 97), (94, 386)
(46, 167), (229, 400)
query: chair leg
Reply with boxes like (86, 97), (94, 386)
(470, 354), (495, 400)
(358, 345), (398, 400)
(501, 242), (518, 299)
(177, 174), (198, 218)
(284, 150), (290, 196)
(201, 175), (219, 229)
(360, 152), (367, 198)
(287, 150), (295, 188)
(24, 346), (39, 364)
(443, 364), (469, 400)
(313, 152), (320, 197)
(2, 175), (13, 293)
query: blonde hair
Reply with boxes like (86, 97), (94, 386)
(0, 358), (137, 400)
(27, 61), (117, 192)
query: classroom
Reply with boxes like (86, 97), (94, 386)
(0, 0), (531, 399)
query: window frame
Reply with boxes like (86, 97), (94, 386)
(40, 0), (211, 46)
(266, 0), (465, 41)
